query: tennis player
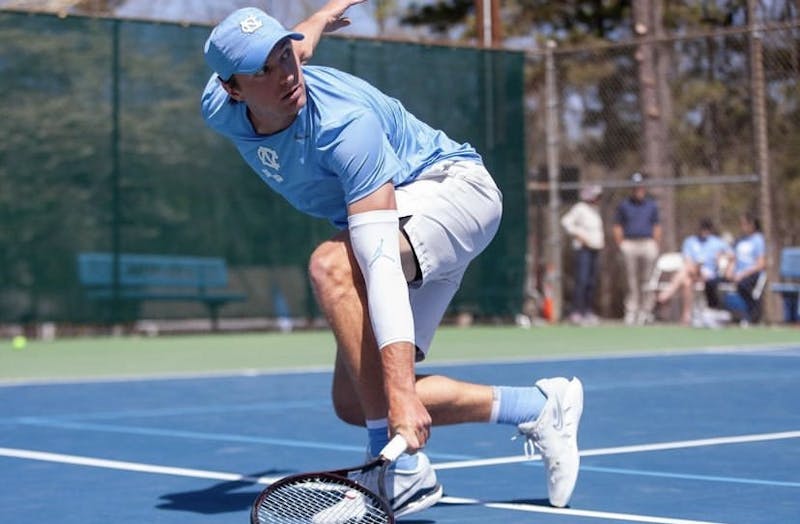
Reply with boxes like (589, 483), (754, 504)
(201, 1), (584, 515)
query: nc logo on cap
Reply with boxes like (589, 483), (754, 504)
(239, 15), (263, 34)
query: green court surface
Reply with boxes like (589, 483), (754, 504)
(2, 324), (797, 382)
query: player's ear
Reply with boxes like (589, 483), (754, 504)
(220, 75), (244, 102)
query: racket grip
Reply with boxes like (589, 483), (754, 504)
(379, 434), (408, 462)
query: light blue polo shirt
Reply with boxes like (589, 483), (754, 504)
(201, 65), (481, 228)
(681, 234), (731, 276)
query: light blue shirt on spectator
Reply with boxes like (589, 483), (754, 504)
(201, 65), (481, 229)
(734, 232), (765, 274)
(681, 234), (731, 277)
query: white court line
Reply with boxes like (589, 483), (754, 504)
(0, 446), (723, 524)
(438, 496), (725, 524)
(433, 430), (800, 470)
(0, 447), (283, 485)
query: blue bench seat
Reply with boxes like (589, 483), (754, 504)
(770, 247), (800, 323)
(77, 252), (246, 329)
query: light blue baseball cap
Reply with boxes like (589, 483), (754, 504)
(204, 7), (304, 81)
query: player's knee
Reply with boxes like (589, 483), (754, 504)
(308, 241), (353, 298)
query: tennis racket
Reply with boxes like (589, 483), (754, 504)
(250, 435), (408, 524)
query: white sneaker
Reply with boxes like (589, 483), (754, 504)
(349, 451), (443, 517)
(582, 313), (600, 326)
(517, 377), (584, 507)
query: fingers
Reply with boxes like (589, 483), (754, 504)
(323, 0), (366, 29)
(391, 408), (432, 453)
(325, 18), (352, 32)
(393, 425), (428, 453)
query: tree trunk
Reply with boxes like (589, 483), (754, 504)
(632, 0), (675, 249)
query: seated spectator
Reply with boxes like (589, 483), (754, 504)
(707, 212), (766, 323)
(657, 218), (731, 324)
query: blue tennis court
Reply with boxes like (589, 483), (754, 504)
(1, 345), (798, 523)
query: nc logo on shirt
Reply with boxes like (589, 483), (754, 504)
(258, 146), (280, 170)
(240, 15), (263, 34)
(257, 146), (283, 183)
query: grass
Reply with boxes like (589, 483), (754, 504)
(1, 324), (797, 382)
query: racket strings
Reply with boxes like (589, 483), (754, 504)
(254, 475), (390, 524)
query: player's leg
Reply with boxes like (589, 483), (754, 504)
(323, 235), (496, 428)
(310, 229), (442, 517)
(310, 230), (388, 424)
(398, 160), (583, 507)
(328, 276), (541, 429)
(332, 350), (495, 427)
(318, 162), (514, 433)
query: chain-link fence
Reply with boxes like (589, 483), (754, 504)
(526, 23), (800, 322)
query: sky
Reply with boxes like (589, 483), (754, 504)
(0, 1), (497, 48)
(0, 0), (411, 35)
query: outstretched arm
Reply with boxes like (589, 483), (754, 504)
(293, 0), (367, 63)
(348, 183), (430, 453)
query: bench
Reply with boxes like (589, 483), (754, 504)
(770, 247), (800, 323)
(77, 252), (246, 330)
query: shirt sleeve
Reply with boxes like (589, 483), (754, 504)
(317, 111), (404, 205)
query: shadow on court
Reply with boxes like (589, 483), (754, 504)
(157, 469), (288, 515)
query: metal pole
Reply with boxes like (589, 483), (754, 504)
(748, 0), (775, 323)
(545, 40), (563, 322)
(111, 18), (121, 326)
(476, 0), (501, 47)
(482, 0), (492, 47)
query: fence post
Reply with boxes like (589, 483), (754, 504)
(748, 0), (775, 323)
(545, 39), (563, 322)
(111, 18), (122, 326)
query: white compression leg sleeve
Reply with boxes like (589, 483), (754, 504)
(348, 209), (415, 350)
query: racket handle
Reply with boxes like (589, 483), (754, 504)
(379, 434), (408, 462)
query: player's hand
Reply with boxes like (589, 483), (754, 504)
(388, 391), (431, 453)
(380, 342), (429, 452)
(320, 0), (367, 33)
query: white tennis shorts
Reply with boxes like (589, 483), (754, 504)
(395, 160), (503, 357)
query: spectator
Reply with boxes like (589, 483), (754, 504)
(656, 218), (732, 324)
(711, 212), (766, 324)
(561, 184), (604, 325)
(613, 172), (662, 325)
